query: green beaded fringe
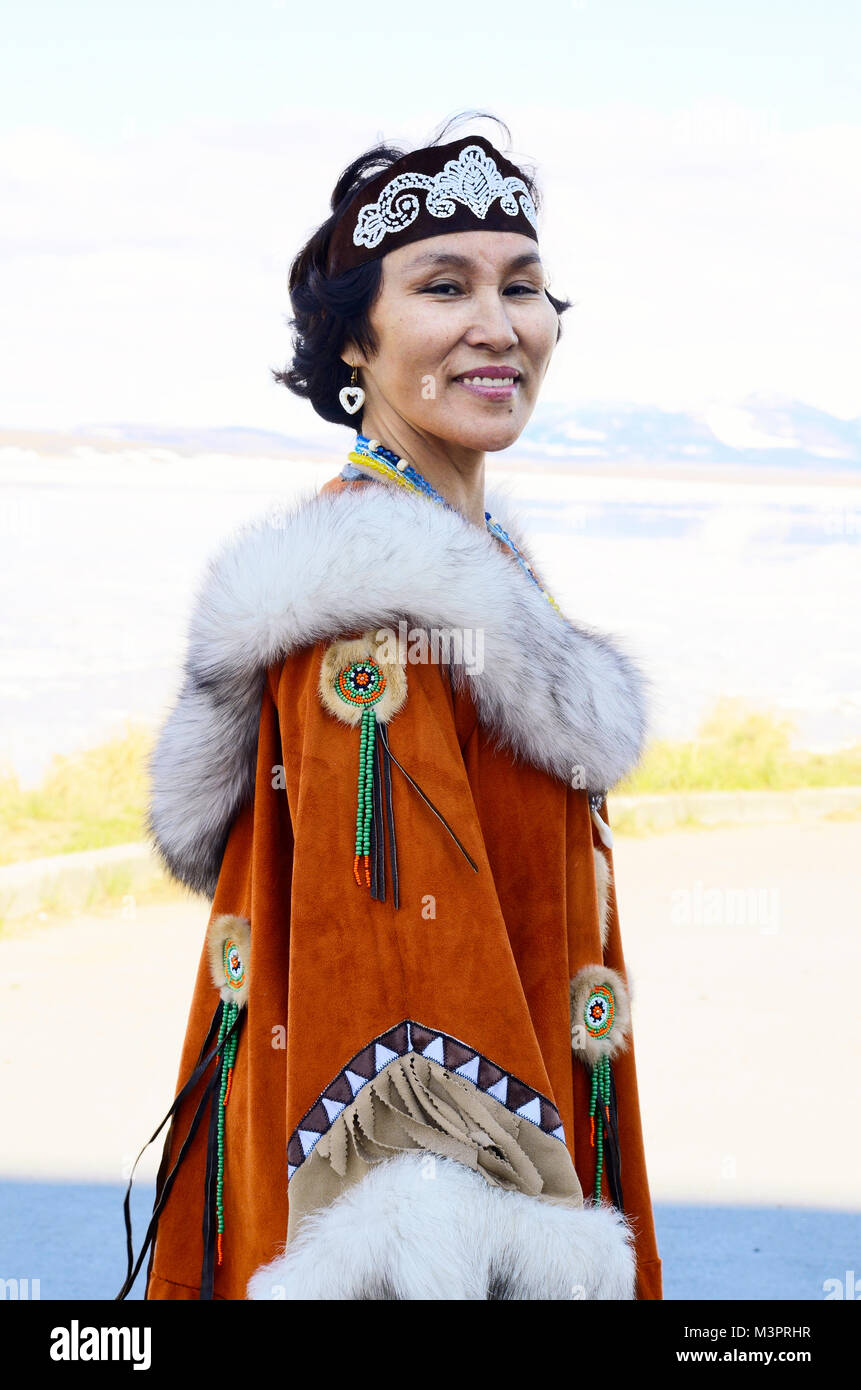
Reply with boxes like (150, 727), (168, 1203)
(355, 706), (377, 880)
(216, 1001), (240, 1245)
(588, 1053), (612, 1201)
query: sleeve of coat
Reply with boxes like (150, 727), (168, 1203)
(146, 664), (294, 1300)
(591, 800), (664, 1301)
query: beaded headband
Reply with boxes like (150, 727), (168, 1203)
(326, 134), (540, 277)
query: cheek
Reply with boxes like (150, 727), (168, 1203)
(378, 313), (439, 377)
(376, 314), (456, 399)
(531, 304), (560, 360)
(526, 332), (557, 389)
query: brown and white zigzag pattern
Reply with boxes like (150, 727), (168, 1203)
(286, 1019), (566, 1179)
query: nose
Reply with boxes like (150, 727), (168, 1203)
(462, 286), (519, 351)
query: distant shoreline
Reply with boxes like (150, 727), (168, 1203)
(1, 426), (859, 490)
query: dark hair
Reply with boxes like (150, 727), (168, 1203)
(271, 112), (572, 429)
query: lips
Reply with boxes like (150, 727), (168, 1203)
(454, 365), (521, 385)
(453, 365), (521, 401)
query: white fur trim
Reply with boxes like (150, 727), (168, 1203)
(594, 846), (613, 951)
(591, 804), (615, 848)
(246, 1151), (636, 1300)
(147, 477), (651, 897)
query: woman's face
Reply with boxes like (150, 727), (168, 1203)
(345, 230), (560, 455)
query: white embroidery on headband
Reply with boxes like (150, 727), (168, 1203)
(352, 144), (539, 250)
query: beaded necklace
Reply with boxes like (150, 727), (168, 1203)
(344, 434), (563, 614)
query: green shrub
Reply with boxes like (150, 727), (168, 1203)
(618, 697), (861, 794)
(0, 723), (153, 865)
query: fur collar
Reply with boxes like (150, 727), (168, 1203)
(147, 473), (651, 897)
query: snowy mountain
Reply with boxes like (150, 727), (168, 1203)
(518, 394), (860, 470)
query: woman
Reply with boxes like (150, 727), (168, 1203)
(138, 117), (663, 1300)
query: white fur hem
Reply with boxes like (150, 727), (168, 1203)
(247, 1152), (636, 1301)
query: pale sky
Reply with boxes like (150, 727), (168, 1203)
(2, 0), (859, 443)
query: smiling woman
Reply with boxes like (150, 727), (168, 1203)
(138, 112), (663, 1303)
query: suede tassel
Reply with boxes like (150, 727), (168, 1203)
(355, 716), (476, 908)
(115, 1001), (243, 1300)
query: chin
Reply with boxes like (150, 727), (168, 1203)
(436, 410), (531, 455)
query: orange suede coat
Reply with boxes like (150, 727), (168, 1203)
(143, 469), (663, 1300)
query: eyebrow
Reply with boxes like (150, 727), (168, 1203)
(403, 249), (544, 272)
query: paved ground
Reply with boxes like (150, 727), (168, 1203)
(1, 820), (859, 1300)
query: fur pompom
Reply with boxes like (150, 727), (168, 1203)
(570, 963), (632, 1065)
(206, 913), (251, 1008)
(318, 629), (408, 726)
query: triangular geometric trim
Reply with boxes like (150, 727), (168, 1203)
(515, 1096), (542, 1125)
(286, 1018), (566, 1183)
(486, 1076), (509, 1105)
(454, 1054), (481, 1084)
(421, 1035), (445, 1064)
(298, 1128), (322, 1157)
(375, 1042), (400, 1072)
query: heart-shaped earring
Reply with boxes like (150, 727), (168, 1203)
(339, 365), (365, 416)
